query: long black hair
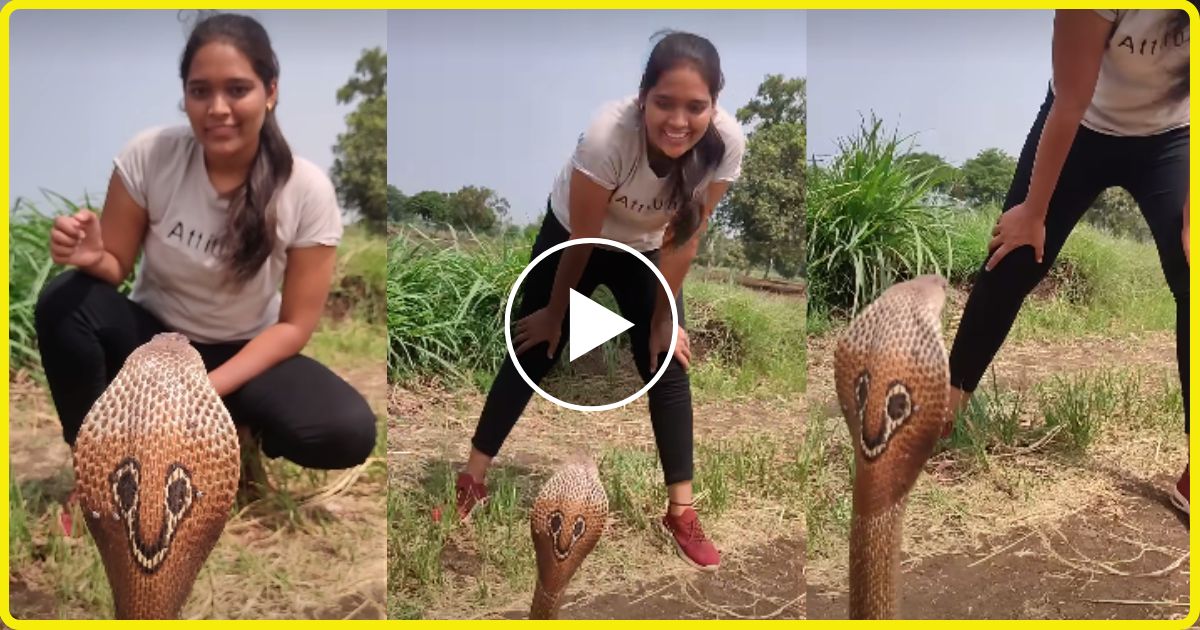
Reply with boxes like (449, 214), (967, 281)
(638, 31), (726, 248)
(180, 12), (294, 285)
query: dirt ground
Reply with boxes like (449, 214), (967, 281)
(7, 361), (388, 621)
(808, 476), (1189, 620)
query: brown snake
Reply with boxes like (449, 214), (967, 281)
(528, 462), (608, 619)
(833, 275), (950, 619)
(72, 333), (240, 619)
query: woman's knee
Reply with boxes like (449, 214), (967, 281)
(978, 247), (1049, 299)
(34, 269), (105, 333)
(261, 396), (377, 470)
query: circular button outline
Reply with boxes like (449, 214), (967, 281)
(503, 237), (679, 413)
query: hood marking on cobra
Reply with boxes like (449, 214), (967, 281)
(108, 457), (197, 573)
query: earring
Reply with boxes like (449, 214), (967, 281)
(267, 102), (275, 113)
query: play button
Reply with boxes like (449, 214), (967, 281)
(504, 236), (679, 412)
(568, 288), (633, 362)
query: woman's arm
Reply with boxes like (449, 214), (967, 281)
(207, 245), (337, 396)
(647, 180), (732, 373)
(986, 10), (1111, 270)
(653, 180), (732, 319)
(549, 169), (610, 310)
(49, 170), (147, 286)
(513, 169), (609, 357)
(1027, 10), (1111, 211)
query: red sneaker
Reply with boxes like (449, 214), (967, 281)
(1170, 464), (1189, 516)
(661, 507), (720, 571)
(455, 472), (488, 522)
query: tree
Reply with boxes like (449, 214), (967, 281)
(404, 190), (451, 224)
(1086, 187), (1151, 242)
(331, 47), (387, 233)
(735, 74), (806, 130)
(718, 120), (806, 278)
(717, 75), (806, 278)
(387, 185), (408, 222)
(446, 186), (510, 233)
(958, 148), (1016, 206)
(901, 151), (958, 194)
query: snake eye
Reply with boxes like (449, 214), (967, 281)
(112, 459), (140, 513)
(548, 511), (563, 536)
(571, 515), (586, 541)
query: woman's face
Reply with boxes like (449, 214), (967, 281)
(183, 41), (276, 166)
(641, 64), (715, 159)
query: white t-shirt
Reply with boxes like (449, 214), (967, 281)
(114, 125), (343, 344)
(549, 96), (746, 252)
(1066, 10), (1190, 136)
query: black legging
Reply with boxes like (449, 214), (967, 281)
(34, 270), (377, 469)
(471, 209), (695, 485)
(949, 87), (1190, 432)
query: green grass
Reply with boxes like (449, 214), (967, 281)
(330, 223), (389, 325)
(807, 114), (952, 315)
(10, 196), (78, 376)
(685, 282), (806, 398)
(386, 226), (530, 387)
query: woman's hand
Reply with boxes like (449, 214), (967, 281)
(985, 202), (1047, 271)
(649, 316), (690, 373)
(514, 306), (566, 358)
(50, 209), (106, 268)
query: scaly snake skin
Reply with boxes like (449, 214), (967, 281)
(833, 275), (950, 619)
(72, 333), (240, 619)
(528, 462), (608, 619)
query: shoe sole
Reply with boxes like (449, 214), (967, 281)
(657, 520), (719, 573)
(1169, 487), (1189, 516)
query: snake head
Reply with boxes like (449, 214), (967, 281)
(72, 334), (240, 619)
(834, 275), (950, 513)
(529, 462), (608, 619)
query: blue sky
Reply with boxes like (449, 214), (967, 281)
(387, 10), (808, 225)
(9, 9), (386, 211)
(807, 10), (1054, 167)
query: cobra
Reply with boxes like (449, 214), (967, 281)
(528, 462), (608, 619)
(833, 275), (950, 619)
(72, 333), (240, 619)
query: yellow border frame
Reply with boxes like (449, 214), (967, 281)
(1, 1), (1195, 626)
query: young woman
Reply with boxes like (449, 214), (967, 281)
(947, 10), (1189, 512)
(35, 13), (376, 486)
(455, 31), (746, 571)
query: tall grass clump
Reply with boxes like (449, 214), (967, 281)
(807, 115), (954, 316)
(387, 226), (530, 386)
(9, 193), (109, 376)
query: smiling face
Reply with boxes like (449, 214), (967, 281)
(640, 63), (715, 159)
(183, 40), (276, 166)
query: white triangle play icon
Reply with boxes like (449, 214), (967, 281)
(568, 288), (634, 362)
